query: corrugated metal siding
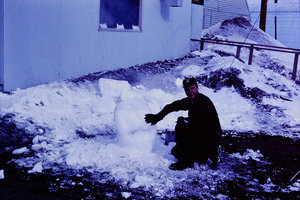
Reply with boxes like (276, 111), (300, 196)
(204, 0), (250, 29)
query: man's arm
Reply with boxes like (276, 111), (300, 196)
(145, 98), (188, 125)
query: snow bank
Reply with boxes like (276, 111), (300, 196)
(289, 180), (300, 192)
(202, 16), (299, 74)
(0, 170), (4, 179)
(202, 17), (283, 47)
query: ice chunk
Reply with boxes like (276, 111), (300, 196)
(121, 192), (131, 199)
(29, 162), (43, 173)
(230, 149), (264, 161)
(0, 170), (4, 179)
(32, 135), (39, 144)
(289, 180), (300, 191)
(41, 141), (48, 148)
(12, 147), (28, 155)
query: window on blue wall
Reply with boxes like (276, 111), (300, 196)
(192, 0), (204, 5)
(99, 0), (141, 31)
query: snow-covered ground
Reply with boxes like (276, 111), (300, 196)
(0, 17), (299, 198)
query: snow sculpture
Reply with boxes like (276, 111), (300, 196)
(98, 78), (131, 98)
(99, 78), (156, 153)
(114, 97), (156, 153)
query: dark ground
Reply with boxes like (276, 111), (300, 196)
(220, 132), (300, 199)
(0, 115), (299, 200)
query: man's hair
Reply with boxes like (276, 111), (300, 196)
(183, 77), (197, 89)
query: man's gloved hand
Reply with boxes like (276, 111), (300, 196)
(177, 116), (189, 124)
(145, 114), (160, 125)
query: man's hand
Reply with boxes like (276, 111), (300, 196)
(145, 114), (160, 125)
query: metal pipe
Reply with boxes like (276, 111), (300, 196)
(200, 39), (204, 51)
(292, 53), (299, 81)
(274, 0), (278, 39)
(248, 45), (254, 65)
(260, 0), (268, 31)
(236, 46), (241, 59)
(275, 16), (277, 40)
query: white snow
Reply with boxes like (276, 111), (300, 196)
(12, 147), (28, 155)
(289, 180), (300, 192)
(181, 64), (206, 77)
(116, 24), (125, 30)
(230, 149), (264, 162)
(28, 162), (43, 173)
(121, 192), (131, 199)
(262, 177), (276, 192)
(0, 170), (4, 179)
(100, 23), (108, 29)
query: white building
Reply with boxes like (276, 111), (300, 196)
(0, 0), (252, 91)
(0, 1), (201, 91)
(248, 0), (300, 49)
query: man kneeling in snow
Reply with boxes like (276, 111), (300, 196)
(145, 77), (221, 170)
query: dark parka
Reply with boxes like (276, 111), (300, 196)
(156, 93), (222, 162)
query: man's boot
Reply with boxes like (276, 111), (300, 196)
(169, 160), (193, 170)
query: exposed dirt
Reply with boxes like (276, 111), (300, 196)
(219, 132), (300, 199)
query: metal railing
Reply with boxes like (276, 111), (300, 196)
(191, 38), (300, 81)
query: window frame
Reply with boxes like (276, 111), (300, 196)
(98, 0), (142, 32)
(192, 0), (204, 6)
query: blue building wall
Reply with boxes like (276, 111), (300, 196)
(191, 3), (204, 39)
(2, 0), (191, 91)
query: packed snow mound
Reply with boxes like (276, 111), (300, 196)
(98, 78), (157, 153)
(200, 16), (299, 81)
(202, 17), (284, 47)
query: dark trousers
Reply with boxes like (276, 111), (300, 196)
(171, 117), (219, 164)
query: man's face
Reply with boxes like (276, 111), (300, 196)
(184, 84), (199, 99)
